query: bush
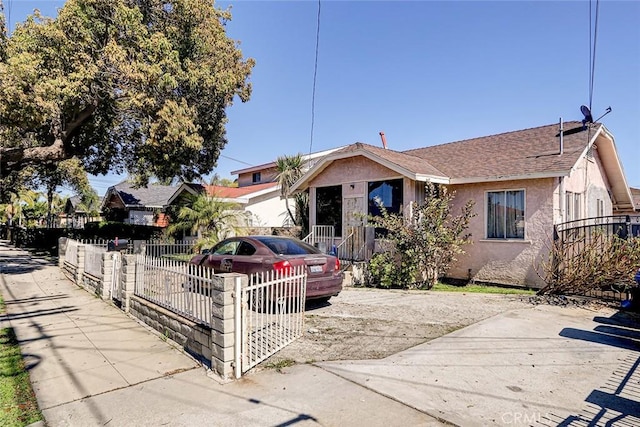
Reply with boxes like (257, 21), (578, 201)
(365, 183), (475, 289)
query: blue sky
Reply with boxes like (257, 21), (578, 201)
(6, 0), (640, 194)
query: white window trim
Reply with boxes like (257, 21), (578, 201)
(484, 188), (526, 240)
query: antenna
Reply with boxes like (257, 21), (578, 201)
(594, 106), (612, 122)
(580, 104), (611, 127)
(580, 105), (593, 125)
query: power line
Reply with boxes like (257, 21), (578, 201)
(219, 154), (253, 167)
(588, 0), (600, 111)
(308, 0), (321, 156)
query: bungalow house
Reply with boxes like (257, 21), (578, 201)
(101, 181), (179, 227)
(290, 121), (635, 288)
(61, 196), (102, 229)
(168, 181), (285, 228)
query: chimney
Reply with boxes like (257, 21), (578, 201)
(379, 131), (388, 149)
(559, 118), (564, 155)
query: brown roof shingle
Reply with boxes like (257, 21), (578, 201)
(333, 142), (447, 178)
(404, 121), (596, 181)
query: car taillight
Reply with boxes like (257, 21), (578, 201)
(273, 260), (292, 275)
(335, 258), (340, 271)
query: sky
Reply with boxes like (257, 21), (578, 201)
(5, 0), (640, 195)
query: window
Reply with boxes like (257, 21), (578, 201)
(368, 179), (403, 217)
(236, 241), (256, 256)
(487, 190), (525, 239)
(316, 185), (342, 237)
(252, 172), (261, 183)
(596, 199), (605, 217)
(565, 191), (582, 222)
(212, 240), (239, 255)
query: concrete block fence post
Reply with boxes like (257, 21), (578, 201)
(101, 252), (114, 300)
(76, 243), (85, 286)
(58, 237), (67, 269)
(121, 254), (137, 313)
(210, 273), (247, 379)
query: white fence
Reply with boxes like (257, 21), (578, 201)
(134, 255), (214, 327)
(65, 240), (79, 267)
(241, 266), (307, 374)
(84, 245), (107, 278)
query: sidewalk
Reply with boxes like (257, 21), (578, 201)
(0, 241), (442, 427)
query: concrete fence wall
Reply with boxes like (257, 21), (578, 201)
(58, 237), (244, 380)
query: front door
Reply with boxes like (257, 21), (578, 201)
(343, 197), (366, 259)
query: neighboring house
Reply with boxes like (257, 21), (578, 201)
(623, 187), (640, 214)
(61, 196), (102, 229)
(168, 181), (285, 228)
(228, 147), (346, 227)
(102, 181), (179, 227)
(291, 121), (635, 288)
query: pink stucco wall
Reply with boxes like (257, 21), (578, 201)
(305, 156), (598, 288)
(309, 156), (403, 188)
(447, 179), (555, 288)
(561, 148), (612, 220)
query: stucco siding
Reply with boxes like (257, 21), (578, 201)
(237, 166), (278, 187)
(245, 196), (291, 228)
(447, 179), (555, 288)
(309, 156), (402, 187)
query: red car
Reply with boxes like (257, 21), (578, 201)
(189, 235), (343, 302)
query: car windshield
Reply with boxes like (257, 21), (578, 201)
(255, 237), (320, 256)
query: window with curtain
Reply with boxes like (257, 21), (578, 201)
(487, 190), (525, 239)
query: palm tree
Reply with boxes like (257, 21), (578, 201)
(167, 192), (248, 250)
(275, 154), (306, 227)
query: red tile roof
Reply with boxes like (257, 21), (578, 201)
(204, 182), (278, 199)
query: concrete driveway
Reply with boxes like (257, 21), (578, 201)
(318, 304), (640, 426)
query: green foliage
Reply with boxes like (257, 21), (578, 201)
(432, 283), (535, 295)
(82, 221), (163, 240)
(166, 192), (248, 249)
(366, 183), (476, 289)
(275, 154), (307, 228)
(0, 0), (254, 187)
(0, 296), (44, 426)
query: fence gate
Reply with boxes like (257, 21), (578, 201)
(239, 266), (307, 375)
(110, 252), (123, 302)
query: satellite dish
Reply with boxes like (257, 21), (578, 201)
(580, 105), (593, 124)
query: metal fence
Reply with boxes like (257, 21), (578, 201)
(552, 215), (640, 300)
(143, 240), (196, 259)
(241, 266), (307, 374)
(134, 255), (214, 327)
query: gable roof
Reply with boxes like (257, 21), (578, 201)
(405, 121), (592, 183)
(291, 142), (448, 192)
(290, 121), (634, 211)
(102, 181), (179, 209)
(205, 182), (279, 199)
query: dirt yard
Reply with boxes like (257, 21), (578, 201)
(263, 287), (535, 366)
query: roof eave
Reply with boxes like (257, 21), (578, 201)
(449, 171), (570, 185)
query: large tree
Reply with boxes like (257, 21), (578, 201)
(0, 0), (254, 191)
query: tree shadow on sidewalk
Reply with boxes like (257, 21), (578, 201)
(543, 311), (640, 426)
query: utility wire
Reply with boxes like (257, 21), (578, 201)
(588, 0), (600, 112)
(308, 0), (321, 156)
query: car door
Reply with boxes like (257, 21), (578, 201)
(203, 239), (239, 272)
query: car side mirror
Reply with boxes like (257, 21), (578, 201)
(201, 248), (210, 255)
